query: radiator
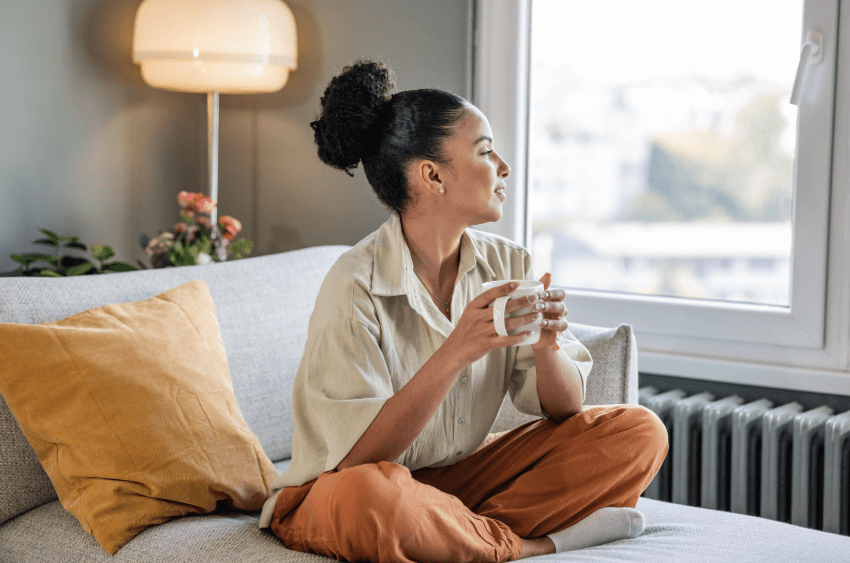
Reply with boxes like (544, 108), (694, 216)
(638, 386), (850, 536)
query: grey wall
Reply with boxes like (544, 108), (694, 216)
(0, 0), (470, 273)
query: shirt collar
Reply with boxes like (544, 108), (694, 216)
(371, 213), (495, 297)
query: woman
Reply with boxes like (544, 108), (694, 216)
(258, 59), (668, 562)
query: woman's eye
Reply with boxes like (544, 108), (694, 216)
(483, 150), (494, 156)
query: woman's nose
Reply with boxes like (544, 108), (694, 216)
(498, 154), (511, 178)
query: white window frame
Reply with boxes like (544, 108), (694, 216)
(472, 0), (850, 395)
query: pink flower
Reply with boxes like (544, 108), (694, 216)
(173, 222), (188, 234)
(177, 191), (216, 214)
(191, 194), (216, 214)
(177, 191), (197, 209)
(194, 216), (211, 228)
(219, 216), (242, 241)
(144, 237), (160, 256)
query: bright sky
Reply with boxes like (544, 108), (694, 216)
(532, 0), (803, 85)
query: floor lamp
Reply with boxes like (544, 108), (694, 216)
(132, 0), (297, 256)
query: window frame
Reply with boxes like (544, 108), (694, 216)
(471, 0), (850, 394)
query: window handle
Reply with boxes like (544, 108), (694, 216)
(790, 30), (823, 106)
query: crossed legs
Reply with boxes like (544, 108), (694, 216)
(270, 404), (668, 562)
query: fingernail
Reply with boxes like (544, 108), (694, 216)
(510, 282), (519, 289)
(527, 294), (538, 302)
(534, 302), (545, 311)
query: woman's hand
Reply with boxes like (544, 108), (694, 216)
(529, 273), (568, 351)
(444, 281), (546, 367)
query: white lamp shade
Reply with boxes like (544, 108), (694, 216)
(132, 0), (297, 94)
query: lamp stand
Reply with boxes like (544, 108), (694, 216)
(207, 90), (225, 259)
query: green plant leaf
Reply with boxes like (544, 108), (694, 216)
(91, 244), (115, 262)
(39, 229), (60, 243)
(39, 269), (63, 277)
(11, 253), (58, 266)
(169, 242), (196, 266)
(102, 262), (139, 272)
(66, 262), (95, 276)
(58, 256), (90, 269)
(0, 267), (24, 277)
(64, 241), (88, 251)
(229, 239), (253, 259)
(187, 242), (201, 258)
(33, 238), (59, 248)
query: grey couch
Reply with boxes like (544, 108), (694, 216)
(1, 245), (848, 562)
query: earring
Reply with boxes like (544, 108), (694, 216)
(438, 187), (445, 194)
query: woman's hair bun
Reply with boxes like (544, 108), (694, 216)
(311, 59), (397, 176)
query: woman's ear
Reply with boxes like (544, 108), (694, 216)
(411, 159), (444, 196)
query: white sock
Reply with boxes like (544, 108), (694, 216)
(546, 507), (645, 553)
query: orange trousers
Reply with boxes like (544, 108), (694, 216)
(269, 404), (668, 563)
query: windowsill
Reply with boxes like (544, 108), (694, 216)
(639, 350), (850, 396)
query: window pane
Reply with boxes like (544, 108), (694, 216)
(528, 0), (801, 306)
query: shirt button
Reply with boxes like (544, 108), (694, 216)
(461, 376), (468, 384)
(456, 450), (462, 455)
(458, 417), (465, 425)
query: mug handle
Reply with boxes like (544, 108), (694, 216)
(493, 295), (509, 336)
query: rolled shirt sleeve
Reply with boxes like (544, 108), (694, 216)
(303, 317), (395, 472)
(509, 251), (594, 417)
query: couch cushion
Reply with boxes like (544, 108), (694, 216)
(0, 246), (350, 525)
(0, 280), (278, 553)
(628, 497), (850, 563)
(490, 322), (638, 433)
(2, 487), (848, 562)
(0, 501), (327, 563)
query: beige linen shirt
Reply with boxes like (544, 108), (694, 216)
(259, 212), (593, 528)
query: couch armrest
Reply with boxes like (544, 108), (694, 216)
(489, 323), (638, 434)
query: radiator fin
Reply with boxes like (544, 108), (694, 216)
(792, 406), (833, 529)
(824, 410), (850, 534)
(761, 402), (803, 523)
(701, 395), (744, 511)
(639, 387), (686, 502)
(731, 398), (772, 516)
(673, 392), (714, 507)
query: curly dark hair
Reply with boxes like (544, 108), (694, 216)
(310, 59), (469, 215)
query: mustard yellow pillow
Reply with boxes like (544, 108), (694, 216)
(0, 280), (278, 554)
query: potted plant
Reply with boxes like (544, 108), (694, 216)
(1, 229), (140, 277)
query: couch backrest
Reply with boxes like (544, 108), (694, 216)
(0, 245), (349, 525)
(0, 244), (638, 525)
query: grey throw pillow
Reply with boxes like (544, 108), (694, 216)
(489, 323), (638, 434)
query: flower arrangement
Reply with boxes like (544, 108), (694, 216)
(140, 191), (253, 268)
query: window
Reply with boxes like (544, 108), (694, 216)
(472, 0), (850, 392)
(529, 0), (798, 308)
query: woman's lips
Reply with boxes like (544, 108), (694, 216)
(494, 187), (506, 201)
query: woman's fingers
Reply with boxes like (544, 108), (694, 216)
(503, 294), (539, 314)
(538, 318), (568, 332)
(504, 298), (567, 316)
(503, 311), (539, 332)
(504, 314), (569, 333)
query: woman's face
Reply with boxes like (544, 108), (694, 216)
(438, 105), (511, 225)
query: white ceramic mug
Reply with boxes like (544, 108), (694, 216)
(482, 279), (544, 346)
